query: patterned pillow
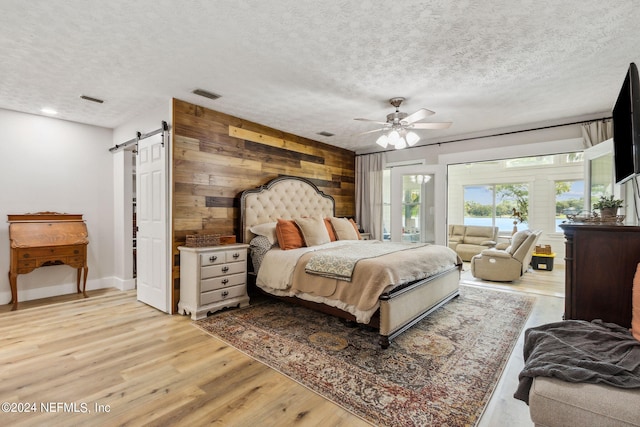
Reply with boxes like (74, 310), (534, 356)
(249, 235), (273, 273)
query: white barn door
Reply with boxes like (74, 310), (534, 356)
(136, 133), (171, 313)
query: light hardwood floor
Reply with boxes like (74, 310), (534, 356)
(0, 266), (565, 426)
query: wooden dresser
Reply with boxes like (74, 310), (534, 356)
(8, 213), (89, 310)
(178, 244), (249, 320)
(560, 223), (640, 327)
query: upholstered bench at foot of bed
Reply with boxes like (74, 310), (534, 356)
(529, 377), (640, 427)
(378, 266), (460, 348)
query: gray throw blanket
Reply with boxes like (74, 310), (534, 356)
(514, 319), (640, 404)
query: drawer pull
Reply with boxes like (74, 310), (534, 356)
(222, 279), (229, 285)
(209, 255), (218, 262)
(232, 252), (240, 258)
(221, 290), (229, 298)
(221, 266), (229, 273)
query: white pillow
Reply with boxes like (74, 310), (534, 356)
(249, 222), (278, 245)
(330, 217), (359, 240)
(295, 216), (330, 246)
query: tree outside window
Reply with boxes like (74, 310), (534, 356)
(464, 183), (529, 232)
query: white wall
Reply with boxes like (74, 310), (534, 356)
(0, 109), (115, 303)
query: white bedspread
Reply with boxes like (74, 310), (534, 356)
(257, 240), (365, 290)
(256, 240), (459, 323)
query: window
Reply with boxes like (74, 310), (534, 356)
(382, 169), (391, 240)
(464, 183), (529, 232)
(555, 180), (584, 231)
(505, 156), (554, 168)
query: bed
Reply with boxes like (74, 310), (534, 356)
(240, 176), (462, 348)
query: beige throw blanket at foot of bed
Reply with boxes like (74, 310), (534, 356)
(304, 241), (427, 281)
(292, 243), (459, 313)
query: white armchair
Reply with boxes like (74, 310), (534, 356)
(470, 229), (542, 282)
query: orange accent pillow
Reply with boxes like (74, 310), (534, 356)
(349, 218), (362, 240)
(324, 218), (337, 241)
(632, 263), (640, 341)
(275, 219), (305, 250)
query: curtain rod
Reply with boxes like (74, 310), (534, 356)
(108, 121), (169, 153)
(355, 116), (612, 156)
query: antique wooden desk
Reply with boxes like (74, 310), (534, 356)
(8, 213), (89, 310)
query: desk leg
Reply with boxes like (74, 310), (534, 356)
(8, 271), (18, 310)
(77, 266), (88, 298)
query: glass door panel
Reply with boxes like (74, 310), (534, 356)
(391, 165), (445, 245)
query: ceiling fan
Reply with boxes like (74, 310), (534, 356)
(355, 97), (452, 149)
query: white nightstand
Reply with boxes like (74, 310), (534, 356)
(177, 243), (250, 320)
(360, 233), (371, 240)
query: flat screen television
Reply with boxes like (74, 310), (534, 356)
(612, 62), (640, 184)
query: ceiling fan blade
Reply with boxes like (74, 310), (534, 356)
(411, 122), (452, 130)
(402, 108), (436, 124)
(357, 128), (386, 135)
(354, 118), (389, 125)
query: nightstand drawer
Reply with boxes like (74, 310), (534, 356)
(200, 249), (247, 266)
(201, 273), (245, 292)
(200, 252), (224, 266)
(200, 284), (246, 305)
(224, 249), (246, 263)
(201, 262), (246, 279)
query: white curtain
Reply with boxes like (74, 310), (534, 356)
(581, 119), (612, 147)
(355, 153), (384, 240)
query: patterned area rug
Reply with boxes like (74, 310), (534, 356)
(195, 285), (535, 426)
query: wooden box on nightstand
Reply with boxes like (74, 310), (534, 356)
(177, 243), (250, 320)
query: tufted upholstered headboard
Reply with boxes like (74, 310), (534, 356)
(239, 176), (335, 243)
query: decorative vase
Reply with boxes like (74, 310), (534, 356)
(601, 207), (618, 219)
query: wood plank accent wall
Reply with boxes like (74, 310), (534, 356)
(171, 98), (355, 310)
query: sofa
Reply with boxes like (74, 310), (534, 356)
(470, 229), (541, 282)
(448, 224), (498, 262)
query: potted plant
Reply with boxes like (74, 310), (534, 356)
(593, 195), (623, 218)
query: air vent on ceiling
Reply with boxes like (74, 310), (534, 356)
(317, 131), (334, 137)
(80, 95), (104, 104)
(192, 89), (221, 100)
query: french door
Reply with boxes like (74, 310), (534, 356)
(390, 164), (447, 245)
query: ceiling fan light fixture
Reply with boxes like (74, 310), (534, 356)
(376, 134), (389, 148)
(406, 131), (420, 146)
(355, 97), (451, 150)
(388, 130), (400, 145)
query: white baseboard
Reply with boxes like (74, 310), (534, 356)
(0, 276), (135, 305)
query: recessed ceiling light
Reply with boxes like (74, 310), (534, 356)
(41, 108), (58, 115)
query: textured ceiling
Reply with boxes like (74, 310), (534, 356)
(1, 0), (638, 153)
